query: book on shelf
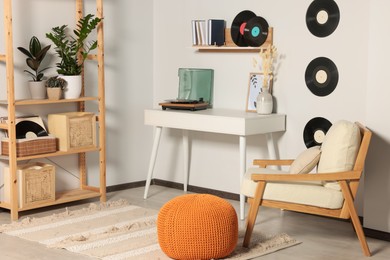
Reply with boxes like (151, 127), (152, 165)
(192, 19), (208, 46)
(192, 19), (225, 46)
(208, 19), (225, 46)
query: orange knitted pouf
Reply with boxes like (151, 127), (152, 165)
(157, 194), (238, 260)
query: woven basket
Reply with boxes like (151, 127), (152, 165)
(1, 136), (57, 157)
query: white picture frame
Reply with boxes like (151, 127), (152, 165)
(246, 73), (273, 112)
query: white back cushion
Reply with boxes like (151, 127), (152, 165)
(318, 120), (361, 190)
(289, 146), (321, 174)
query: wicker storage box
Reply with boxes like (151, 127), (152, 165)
(4, 162), (55, 208)
(1, 136), (57, 157)
(48, 112), (96, 151)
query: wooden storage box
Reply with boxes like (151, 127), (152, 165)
(4, 162), (55, 208)
(1, 136), (57, 157)
(48, 112), (96, 151)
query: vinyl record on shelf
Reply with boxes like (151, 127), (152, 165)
(303, 117), (332, 148)
(231, 10), (257, 47)
(243, 16), (269, 47)
(16, 120), (49, 139)
(306, 0), (340, 37)
(305, 57), (339, 97)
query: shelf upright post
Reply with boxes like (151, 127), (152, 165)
(3, 0), (18, 220)
(96, 0), (106, 202)
(75, 0), (88, 190)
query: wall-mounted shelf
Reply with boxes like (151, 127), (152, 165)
(194, 27), (273, 53)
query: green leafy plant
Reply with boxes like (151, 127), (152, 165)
(17, 36), (51, 81)
(46, 14), (102, 75)
(45, 76), (67, 89)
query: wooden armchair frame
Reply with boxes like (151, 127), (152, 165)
(243, 122), (372, 257)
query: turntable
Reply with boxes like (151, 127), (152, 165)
(159, 68), (214, 111)
(159, 98), (209, 111)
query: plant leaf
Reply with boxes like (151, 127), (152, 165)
(29, 36), (41, 57)
(17, 47), (33, 58)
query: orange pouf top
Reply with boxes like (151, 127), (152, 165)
(157, 194), (238, 260)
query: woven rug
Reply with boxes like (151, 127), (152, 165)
(0, 200), (300, 259)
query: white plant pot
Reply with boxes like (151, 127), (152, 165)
(256, 88), (273, 114)
(28, 80), (47, 99)
(61, 75), (82, 99)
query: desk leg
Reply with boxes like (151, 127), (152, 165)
(183, 130), (189, 192)
(144, 126), (162, 199)
(266, 133), (277, 160)
(239, 135), (246, 220)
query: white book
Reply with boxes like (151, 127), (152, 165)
(191, 20), (197, 45)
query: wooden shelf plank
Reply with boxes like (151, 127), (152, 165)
(0, 146), (100, 161)
(0, 189), (101, 211)
(195, 46), (261, 52)
(18, 189), (101, 212)
(0, 96), (98, 106)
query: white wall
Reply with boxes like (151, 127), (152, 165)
(152, 0), (370, 200)
(365, 0), (390, 232)
(0, 0), (154, 196)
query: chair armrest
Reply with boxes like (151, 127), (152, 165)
(250, 170), (362, 182)
(253, 159), (294, 168)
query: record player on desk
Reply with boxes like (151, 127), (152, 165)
(160, 68), (213, 111)
(159, 98), (209, 111)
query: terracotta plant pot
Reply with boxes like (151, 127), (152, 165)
(47, 88), (62, 100)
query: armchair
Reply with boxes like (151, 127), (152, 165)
(241, 121), (372, 256)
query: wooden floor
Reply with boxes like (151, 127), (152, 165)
(0, 185), (389, 259)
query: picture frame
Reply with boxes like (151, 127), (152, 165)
(246, 73), (273, 112)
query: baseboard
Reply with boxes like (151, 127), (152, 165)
(107, 179), (390, 242)
(152, 179), (240, 201)
(106, 180), (146, 193)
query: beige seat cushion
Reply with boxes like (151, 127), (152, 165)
(241, 167), (344, 209)
(289, 146), (321, 174)
(318, 120), (361, 190)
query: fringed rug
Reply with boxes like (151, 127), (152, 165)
(0, 200), (300, 259)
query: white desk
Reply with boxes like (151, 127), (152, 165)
(144, 108), (286, 220)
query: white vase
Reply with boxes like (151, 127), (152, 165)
(61, 75), (82, 99)
(256, 88), (273, 114)
(28, 80), (47, 99)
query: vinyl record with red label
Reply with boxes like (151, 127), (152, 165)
(306, 0), (340, 37)
(305, 57), (339, 97)
(231, 10), (257, 47)
(244, 16), (269, 47)
(303, 117), (332, 148)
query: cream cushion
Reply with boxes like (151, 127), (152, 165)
(289, 146), (321, 174)
(241, 167), (344, 209)
(318, 120), (361, 190)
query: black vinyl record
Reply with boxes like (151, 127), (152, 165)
(306, 0), (340, 37)
(244, 16), (269, 47)
(305, 57), (338, 97)
(16, 120), (48, 139)
(303, 117), (332, 148)
(231, 10), (257, 47)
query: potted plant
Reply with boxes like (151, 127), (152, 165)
(45, 76), (67, 100)
(17, 36), (51, 99)
(46, 14), (102, 99)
